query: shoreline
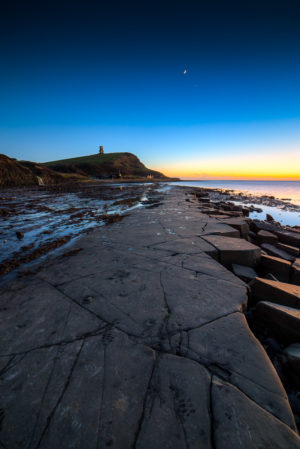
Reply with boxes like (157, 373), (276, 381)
(0, 182), (299, 283)
(0, 185), (300, 447)
(178, 184), (300, 227)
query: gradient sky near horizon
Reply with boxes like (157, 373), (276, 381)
(1, 0), (300, 179)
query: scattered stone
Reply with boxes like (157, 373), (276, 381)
(255, 301), (300, 342)
(266, 213), (275, 222)
(203, 235), (261, 267)
(232, 264), (257, 282)
(260, 254), (291, 282)
(261, 243), (296, 262)
(250, 277), (300, 308)
(256, 229), (278, 244)
(16, 231), (24, 240)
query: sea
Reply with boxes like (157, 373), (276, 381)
(170, 180), (300, 227)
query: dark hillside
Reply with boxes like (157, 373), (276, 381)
(43, 152), (169, 179)
(0, 155), (70, 187)
(0, 154), (37, 187)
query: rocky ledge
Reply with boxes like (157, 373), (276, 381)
(0, 186), (300, 448)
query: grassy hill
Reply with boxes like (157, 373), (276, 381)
(0, 152), (174, 188)
(44, 153), (123, 167)
(43, 152), (169, 179)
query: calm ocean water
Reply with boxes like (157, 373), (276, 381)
(172, 181), (300, 205)
(170, 180), (300, 226)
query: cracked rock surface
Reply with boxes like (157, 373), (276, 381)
(0, 186), (300, 448)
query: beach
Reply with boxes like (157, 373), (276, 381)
(0, 184), (300, 448)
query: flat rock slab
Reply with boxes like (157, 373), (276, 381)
(150, 237), (217, 257)
(261, 243), (296, 262)
(276, 242), (299, 257)
(232, 264), (257, 282)
(182, 312), (296, 430)
(256, 229), (278, 244)
(212, 377), (300, 449)
(216, 217), (250, 238)
(202, 235), (261, 267)
(260, 254), (291, 282)
(0, 186), (299, 448)
(276, 230), (300, 248)
(255, 301), (300, 342)
(200, 222), (240, 238)
(251, 277), (300, 308)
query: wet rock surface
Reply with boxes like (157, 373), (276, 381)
(0, 186), (299, 448)
(0, 182), (164, 280)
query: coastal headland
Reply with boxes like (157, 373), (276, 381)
(1, 185), (300, 448)
(0, 153), (178, 188)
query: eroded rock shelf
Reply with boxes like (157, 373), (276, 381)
(1, 186), (300, 448)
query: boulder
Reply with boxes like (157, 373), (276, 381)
(256, 229), (278, 244)
(260, 254), (291, 282)
(232, 264), (257, 282)
(250, 277), (300, 308)
(291, 258), (300, 286)
(255, 301), (300, 342)
(202, 235), (261, 267)
(261, 243), (296, 262)
(276, 242), (299, 257)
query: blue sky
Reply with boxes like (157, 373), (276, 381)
(1, 0), (300, 178)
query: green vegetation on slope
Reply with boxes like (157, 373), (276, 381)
(0, 152), (174, 187)
(43, 152), (169, 179)
(43, 153), (123, 166)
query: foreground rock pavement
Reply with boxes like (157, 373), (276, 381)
(0, 186), (299, 449)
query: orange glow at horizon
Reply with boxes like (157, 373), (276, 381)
(155, 151), (300, 180)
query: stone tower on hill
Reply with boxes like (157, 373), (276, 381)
(99, 145), (104, 155)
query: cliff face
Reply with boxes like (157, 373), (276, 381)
(43, 152), (169, 179)
(0, 154), (66, 187)
(0, 154), (37, 187)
